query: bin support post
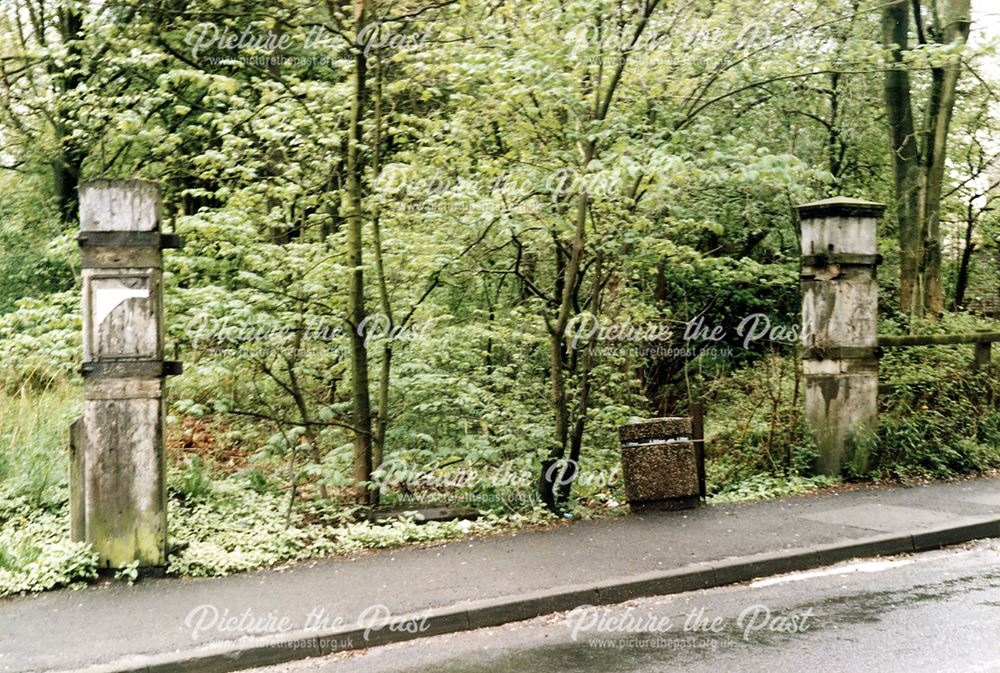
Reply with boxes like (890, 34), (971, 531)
(688, 402), (706, 498)
(798, 197), (885, 476)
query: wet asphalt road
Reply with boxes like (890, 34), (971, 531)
(252, 538), (1000, 673)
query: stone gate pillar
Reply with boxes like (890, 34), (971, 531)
(70, 179), (182, 569)
(797, 197), (884, 476)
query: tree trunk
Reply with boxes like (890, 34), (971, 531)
(53, 5), (85, 223)
(567, 255), (605, 466)
(370, 42), (391, 490)
(882, 1), (923, 317)
(548, 160), (592, 465)
(538, 4), (660, 506)
(920, 0), (972, 318)
(882, 0), (972, 320)
(345, 0), (374, 505)
(827, 71), (844, 185)
(952, 204), (976, 310)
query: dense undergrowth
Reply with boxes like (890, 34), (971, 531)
(3, 309), (997, 597)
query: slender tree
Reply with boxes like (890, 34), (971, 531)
(882, 0), (972, 319)
(344, 0), (376, 505)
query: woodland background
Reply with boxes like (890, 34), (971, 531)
(0, 0), (998, 593)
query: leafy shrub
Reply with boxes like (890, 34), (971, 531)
(167, 481), (308, 576)
(0, 507), (98, 597)
(0, 293), (80, 389)
(165, 476), (551, 577)
(707, 473), (840, 503)
(866, 314), (1000, 481)
(171, 455), (215, 502)
(0, 174), (75, 313)
(0, 385), (96, 597)
(704, 352), (816, 484)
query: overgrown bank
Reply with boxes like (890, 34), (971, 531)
(3, 311), (997, 597)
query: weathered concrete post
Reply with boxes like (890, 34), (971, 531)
(70, 180), (181, 569)
(798, 197), (885, 476)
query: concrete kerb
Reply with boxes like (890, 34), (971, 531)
(911, 516), (1000, 551)
(590, 563), (717, 605)
(464, 585), (602, 630)
(56, 517), (1000, 673)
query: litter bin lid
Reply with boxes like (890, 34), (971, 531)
(619, 416), (692, 444)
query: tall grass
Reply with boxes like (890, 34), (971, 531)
(0, 381), (80, 510)
(0, 382), (97, 596)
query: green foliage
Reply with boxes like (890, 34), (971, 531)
(114, 560), (140, 584)
(166, 475), (553, 577)
(0, 385), (95, 597)
(864, 314), (1000, 481)
(0, 173), (75, 314)
(704, 353), (814, 480)
(707, 473), (841, 504)
(0, 505), (98, 597)
(0, 293), (80, 389)
(166, 481), (308, 576)
(0, 384), (78, 508)
(171, 455), (215, 502)
(701, 351), (839, 501)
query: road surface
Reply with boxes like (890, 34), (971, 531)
(250, 538), (1000, 673)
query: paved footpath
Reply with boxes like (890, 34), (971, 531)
(2, 478), (1000, 673)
